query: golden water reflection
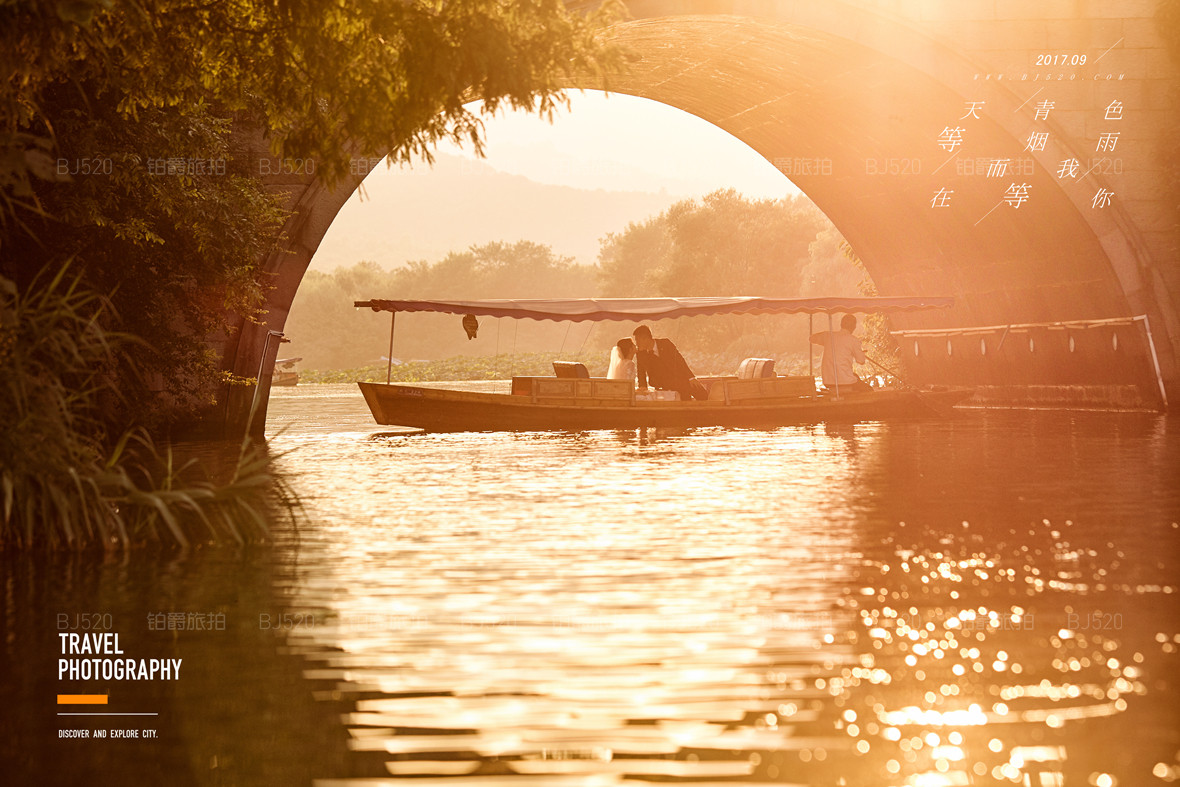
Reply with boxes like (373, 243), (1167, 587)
(265, 386), (1179, 787)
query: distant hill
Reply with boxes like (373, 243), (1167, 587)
(310, 153), (685, 271)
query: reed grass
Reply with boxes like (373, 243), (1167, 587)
(1, 264), (293, 551)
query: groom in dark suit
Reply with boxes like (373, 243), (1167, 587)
(632, 325), (708, 401)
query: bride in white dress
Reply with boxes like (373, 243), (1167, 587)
(606, 338), (637, 383)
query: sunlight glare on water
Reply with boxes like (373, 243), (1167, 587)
(259, 384), (1180, 786)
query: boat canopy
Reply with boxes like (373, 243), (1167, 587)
(354, 295), (954, 322)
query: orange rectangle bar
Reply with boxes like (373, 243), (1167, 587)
(57, 694), (108, 705)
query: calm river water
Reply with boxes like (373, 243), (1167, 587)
(3, 382), (1178, 786)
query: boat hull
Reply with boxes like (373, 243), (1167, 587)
(358, 382), (972, 433)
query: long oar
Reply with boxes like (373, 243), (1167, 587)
(863, 355), (957, 417)
(864, 355), (904, 380)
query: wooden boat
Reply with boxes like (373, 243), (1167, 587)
(353, 296), (972, 432)
(358, 379), (970, 432)
(273, 357), (301, 387)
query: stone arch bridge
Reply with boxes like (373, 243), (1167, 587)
(207, 0), (1180, 436)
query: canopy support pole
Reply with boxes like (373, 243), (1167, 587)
(386, 312), (396, 385)
(808, 314), (813, 378)
(1142, 314), (1169, 408)
(559, 321), (572, 354)
(828, 313), (840, 400)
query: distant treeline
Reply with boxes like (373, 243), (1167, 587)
(285, 190), (871, 371)
(286, 241), (598, 369)
(303, 349), (826, 386)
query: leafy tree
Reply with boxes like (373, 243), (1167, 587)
(1, 0), (625, 211)
(839, 239), (901, 374)
(0, 265), (285, 550)
(0, 0), (623, 545)
(3, 94), (287, 427)
(596, 189), (865, 360)
(654, 190), (825, 296)
(0, 0), (623, 429)
(800, 227), (866, 298)
(283, 242), (598, 369)
(394, 240), (595, 297)
(598, 214), (673, 296)
(280, 262), (391, 371)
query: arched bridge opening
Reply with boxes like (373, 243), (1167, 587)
(208, 2), (1179, 436)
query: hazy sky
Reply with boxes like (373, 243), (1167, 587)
(428, 89), (799, 198)
(311, 90), (802, 270)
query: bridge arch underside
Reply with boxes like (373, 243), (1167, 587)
(567, 14), (1169, 406)
(222, 11), (1173, 438)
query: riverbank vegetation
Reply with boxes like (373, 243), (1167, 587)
(303, 352), (608, 385)
(0, 0), (623, 549)
(300, 348), (819, 386)
(287, 190), (894, 375)
(289, 241), (598, 370)
(1, 0), (622, 428)
(0, 266), (291, 550)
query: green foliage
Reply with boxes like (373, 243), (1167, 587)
(298, 346), (821, 385)
(598, 189), (840, 297)
(0, 0), (626, 204)
(801, 227), (866, 298)
(0, 266), (289, 551)
(285, 242), (598, 369)
(289, 193), (874, 380)
(289, 192), (874, 376)
(655, 190), (825, 296)
(0, 0), (625, 427)
(839, 239), (901, 371)
(596, 189), (867, 357)
(302, 350), (609, 384)
(395, 240), (598, 298)
(4, 94), (288, 427)
(0, 0), (625, 544)
(596, 213), (673, 296)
